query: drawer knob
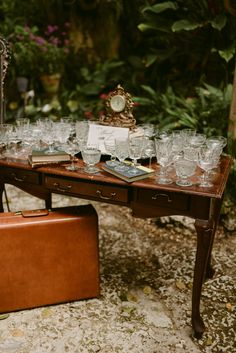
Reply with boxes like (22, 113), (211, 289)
(96, 190), (117, 200)
(11, 173), (26, 182)
(152, 193), (172, 203)
(53, 182), (72, 192)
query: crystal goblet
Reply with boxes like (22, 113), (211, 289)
(65, 140), (80, 171)
(104, 135), (117, 167)
(143, 138), (155, 168)
(114, 138), (129, 172)
(128, 135), (144, 175)
(155, 136), (173, 184)
(81, 147), (101, 174)
(198, 147), (219, 187)
(175, 159), (197, 187)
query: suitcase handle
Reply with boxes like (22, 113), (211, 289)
(19, 209), (49, 218)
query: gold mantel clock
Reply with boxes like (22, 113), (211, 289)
(99, 84), (136, 129)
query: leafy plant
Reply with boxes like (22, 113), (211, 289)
(138, 0), (236, 93)
(7, 25), (39, 76)
(60, 59), (125, 120)
(133, 83), (232, 138)
(6, 59), (126, 122)
(7, 23), (71, 77)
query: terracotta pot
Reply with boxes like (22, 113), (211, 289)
(40, 73), (61, 94)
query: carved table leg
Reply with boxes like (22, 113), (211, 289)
(192, 218), (214, 338)
(205, 198), (223, 280)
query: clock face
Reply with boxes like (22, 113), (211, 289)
(110, 95), (126, 113)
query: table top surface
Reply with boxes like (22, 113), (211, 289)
(0, 155), (233, 199)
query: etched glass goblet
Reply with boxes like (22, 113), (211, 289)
(175, 159), (197, 187)
(41, 122), (57, 154)
(0, 124), (13, 158)
(8, 126), (22, 156)
(56, 122), (72, 150)
(128, 135), (144, 175)
(155, 137), (173, 184)
(65, 140), (80, 171)
(114, 137), (130, 172)
(143, 138), (155, 168)
(206, 136), (227, 150)
(104, 135), (117, 167)
(81, 147), (101, 174)
(198, 147), (217, 187)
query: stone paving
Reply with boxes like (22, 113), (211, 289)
(0, 185), (235, 353)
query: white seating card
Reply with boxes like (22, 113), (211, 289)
(87, 124), (129, 154)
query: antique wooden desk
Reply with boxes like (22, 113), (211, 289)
(0, 155), (232, 338)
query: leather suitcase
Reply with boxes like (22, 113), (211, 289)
(0, 204), (100, 313)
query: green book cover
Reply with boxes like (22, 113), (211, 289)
(102, 163), (154, 182)
(30, 147), (70, 162)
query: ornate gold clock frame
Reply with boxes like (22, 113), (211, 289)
(99, 84), (136, 129)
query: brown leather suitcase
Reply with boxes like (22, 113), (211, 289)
(0, 204), (100, 313)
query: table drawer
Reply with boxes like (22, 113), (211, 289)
(0, 167), (40, 185)
(137, 189), (190, 212)
(44, 176), (129, 203)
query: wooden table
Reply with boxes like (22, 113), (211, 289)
(0, 155), (232, 338)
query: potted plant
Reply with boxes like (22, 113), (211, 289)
(9, 23), (71, 94)
(34, 24), (71, 94)
(8, 25), (39, 92)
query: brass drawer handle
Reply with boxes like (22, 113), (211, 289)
(152, 193), (172, 203)
(96, 190), (117, 200)
(53, 182), (72, 192)
(10, 173), (26, 182)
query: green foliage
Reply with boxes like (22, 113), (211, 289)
(60, 60), (125, 120)
(7, 25), (39, 76)
(133, 83), (232, 137)
(6, 59), (126, 122)
(7, 24), (71, 76)
(138, 0), (236, 93)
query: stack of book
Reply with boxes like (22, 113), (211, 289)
(28, 148), (71, 168)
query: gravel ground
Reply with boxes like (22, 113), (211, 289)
(0, 185), (235, 353)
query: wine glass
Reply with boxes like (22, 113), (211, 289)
(104, 135), (117, 167)
(175, 159), (197, 187)
(64, 139), (80, 171)
(183, 146), (200, 162)
(198, 147), (219, 187)
(55, 122), (72, 150)
(114, 137), (130, 172)
(137, 123), (155, 139)
(81, 147), (101, 174)
(40, 121), (58, 154)
(143, 138), (155, 168)
(23, 123), (43, 152)
(8, 126), (22, 157)
(75, 120), (89, 142)
(128, 135), (144, 174)
(189, 133), (206, 148)
(172, 130), (184, 155)
(0, 124), (14, 158)
(206, 136), (227, 150)
(155, 136), (173, 184)
(180, 129), (196, 147)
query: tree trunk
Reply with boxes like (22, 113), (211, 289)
(228, 62), (236, 156)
